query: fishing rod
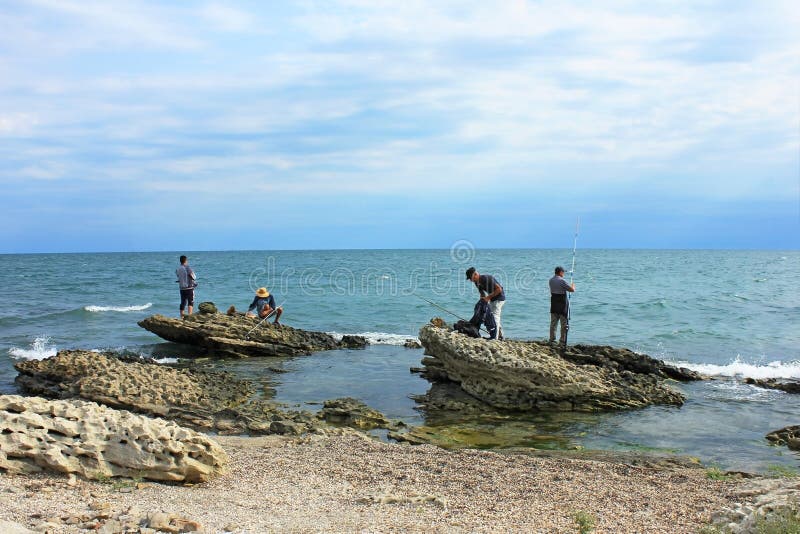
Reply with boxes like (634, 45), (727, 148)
(244, 301), (286, 340)
(411, 293), (490, 335)
(564, 217), (579, 346)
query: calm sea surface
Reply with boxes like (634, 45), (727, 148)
(1, 249), (798, 472)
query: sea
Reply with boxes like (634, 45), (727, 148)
(1, 249), (798, 473)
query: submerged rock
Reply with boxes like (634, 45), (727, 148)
(319, 397), (402, 430)
(138, 310), (367, 358)
(766, 425), (800, 450)
(0, 395), (227, 482)
(745, 377), (800, 394)
(417, 321), (698, 412)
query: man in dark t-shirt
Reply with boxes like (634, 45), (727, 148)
(548, 266), (575, 345)
(466, 267), (506, 340)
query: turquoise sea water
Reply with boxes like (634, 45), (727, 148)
(1, 249), (798, 471)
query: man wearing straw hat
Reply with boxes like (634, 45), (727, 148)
(246, 287), (283, 325)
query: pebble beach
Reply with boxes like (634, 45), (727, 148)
(0, 431), (741, 533)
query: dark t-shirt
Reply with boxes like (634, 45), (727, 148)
(476, 274), (505, 302)
(549, 275), (571, 315)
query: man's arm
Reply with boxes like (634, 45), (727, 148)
(562, 278), (575, 292)
(247, 296), (259, 312)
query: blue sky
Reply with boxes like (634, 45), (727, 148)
(0, 0), (798, 253)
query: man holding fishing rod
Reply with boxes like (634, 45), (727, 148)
(246, 287), (283, 325)
(549, 266), (575, 346)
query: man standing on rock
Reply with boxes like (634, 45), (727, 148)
(466, 267), (505, 340)
(176, 255), (197, 319)
(549, 266), (575, 346)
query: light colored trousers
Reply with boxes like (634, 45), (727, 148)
(550, 313), (568, 343)
(490, 300), (505, 339)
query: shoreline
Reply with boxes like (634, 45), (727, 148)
(0, 430), (741, 533)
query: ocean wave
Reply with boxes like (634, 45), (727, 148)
(8, 336), (58, 361)
(84, 303), (152, 313)
(672, 357), (800, 380)
(327, 331), (418, 346)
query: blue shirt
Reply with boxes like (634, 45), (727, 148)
(248, 294), (276, 314)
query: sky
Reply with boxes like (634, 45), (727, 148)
(0, 0), (798, 253)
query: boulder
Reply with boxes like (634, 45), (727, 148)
(0, 395), (227, 482)
(766, 425), (800, 450)
(417, 322), (695, 412)
(138, 312), (367, 358)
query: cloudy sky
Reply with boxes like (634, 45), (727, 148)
(1, 0), (798, 252)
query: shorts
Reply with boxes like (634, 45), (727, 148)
(180, 288), (194, 310)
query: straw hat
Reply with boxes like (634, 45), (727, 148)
(256, 287), (270, 297)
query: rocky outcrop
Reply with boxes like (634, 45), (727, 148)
(138, 306), (367, 358)
(14, 350), (397, 437)
(745, 377), (800, 394)
(417, 322), (698, 412)
(0, 395), (227, 482)
(709, 477), (800, 533)
(766, 425), (800, 450)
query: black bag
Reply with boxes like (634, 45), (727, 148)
(454, 319), (480, 338)
(453, 300), (497, 339)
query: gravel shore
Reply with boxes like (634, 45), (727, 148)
(0, 431), (740, 533)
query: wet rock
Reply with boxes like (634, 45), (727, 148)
(318, 397), (399, 430)
(417, 322), (692, 412)
(766, 425), (800, 450)
(13, 350), (321, 437)
(138, 312), (367, 358)
(745, 377), (800, 394)
(404, 339), (423, 349)
(0, 395), (228, 483)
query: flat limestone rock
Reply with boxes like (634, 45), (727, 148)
(0, 395), (228, 482)
(138, 310), (367, 358)
(14, 350), (396, 437)
(418, 323), (692, 412)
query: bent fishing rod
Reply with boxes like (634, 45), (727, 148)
(244, 301), (286, 340)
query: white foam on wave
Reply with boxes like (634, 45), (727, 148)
(327, 331), (418, 346)
(153, 357), (178, 364)
(8, 336), (57, 361)
(84, 303), (152, 313)
(671, 356), (800, 380)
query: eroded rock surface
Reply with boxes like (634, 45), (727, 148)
(14, 350), (396, 437)
(139, 307), (367, 358)
(0, 395), (227, 482)
(417, 322), (698, 412)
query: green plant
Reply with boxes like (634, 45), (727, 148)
(572, 510), (595, 534)
(754, 506), (800, 534)
(705, 465), (737, 481)
(697, 525), (726, 534)
(766, 464), (798, 478)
